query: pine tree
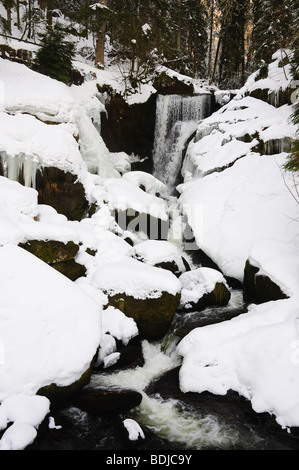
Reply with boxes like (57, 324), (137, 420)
(36, 23), (75, 84)
(216, 0), (249, 87)
(249, 0), (293, 69)
(284, 0), (299, 173)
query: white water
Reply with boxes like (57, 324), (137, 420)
(152, 94), (211, 193)
(89, 331), (241, 450)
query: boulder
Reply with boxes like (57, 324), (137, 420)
(153, 71), (194, 95)
(19, 239), (86, 281)
(36, 167), (88, 221)
(243, 259), (288, 304)
(178, 267), (231, 312)
(73, 387), (143, 416)
(108, 291), (181, 340)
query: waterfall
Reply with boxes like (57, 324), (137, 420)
(152, 93), (212, 193)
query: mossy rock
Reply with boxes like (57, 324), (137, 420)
(243, 259), (288, 304)
(179, 282), (231, 313)
(37, 356), (96, 410)
(51, 259), (86, 281)
(108, 292), (181, 340)
(19, 240), (80, 264)
(249, 88), (270, 103)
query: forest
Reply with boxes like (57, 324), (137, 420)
(0, 0), (298, 89)
(0, 0), (299, 452)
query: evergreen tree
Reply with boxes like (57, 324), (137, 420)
(284, 0), (299, 173)
(216, 0), (249, 87)
(0, 0), (15, 34)
(36, 23), (75, 84)
(249, 0), (293, 69)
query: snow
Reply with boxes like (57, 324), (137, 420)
(0, 58), (119, 181)
(91, 257), (182, 299)
(179, 267), (229, 308)
(179, 152), (299, 282)
(182, 97), (296, 179)
(177, 241), (299, 429)
(123, 418), (145, 441)
(102, 177), (169, 221)
(176, 50), (299, 430)
(0, 41), (298, 448)
(133, 239), (186, 273)
(102, 306), (139, 346)
(0, 244), (102, 400)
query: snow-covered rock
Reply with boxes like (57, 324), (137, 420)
(0, 244), (102, 400)
(179, 267), (231, 311)
(178, 239), (299, 429)
(133, 239), (187, 274)
(179, 152), (299, 282)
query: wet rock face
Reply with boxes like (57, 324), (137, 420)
(243, 259), (288, 304)
(36, 167), (88, 221)
(108, 292), (181, 340)
(100, 92), (157, 172)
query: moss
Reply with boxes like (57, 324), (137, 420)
(108, 291), (181, 340)
(19, 240), (79, 264)
(51, 259), (86, 281)
(249, 88), (270, 103)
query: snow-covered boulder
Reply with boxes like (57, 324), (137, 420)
(243, 239), (296, 303)
(179, 153), (299, 282)
(0, 244), (102, 402)
(133, 239), (188, 276)
(177, 240), (299, 429)
(179, 267), (231, 312)
(103, 177), (169, 239)
(91, 257), (181, 339)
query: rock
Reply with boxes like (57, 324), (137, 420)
(108, 292), (181, 340)
(37, 357), (96, 410)
(114, 208), (169, 240)
(19, 240), (79, 264)
(19, 239), (86, 281)
(51, 259), (86, 281)
(178, 267), (231, 312)
(95, 340), (144, 372)
(243, 259), (288, 304)
(73, 387), (143, 416)
(36, 167), (88, 221)
(133, 239), (189, 276)
(153, 71), (194, 95)
(99, 91), (157, 170)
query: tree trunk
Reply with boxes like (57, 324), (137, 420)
(207, 0), (214, 79)
(95, 0), (107, 68)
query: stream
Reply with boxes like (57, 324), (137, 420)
(30, 290), (299, 451)
(28, 91), (299, 453)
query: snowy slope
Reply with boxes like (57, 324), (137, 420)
(177, 50), (299, 430)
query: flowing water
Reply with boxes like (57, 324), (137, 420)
(33, 292), (299, 451)
(152, 94), (211, 193)
(29, 92), (299, 451)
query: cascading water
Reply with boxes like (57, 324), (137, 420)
(152, 93), (212, 194)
